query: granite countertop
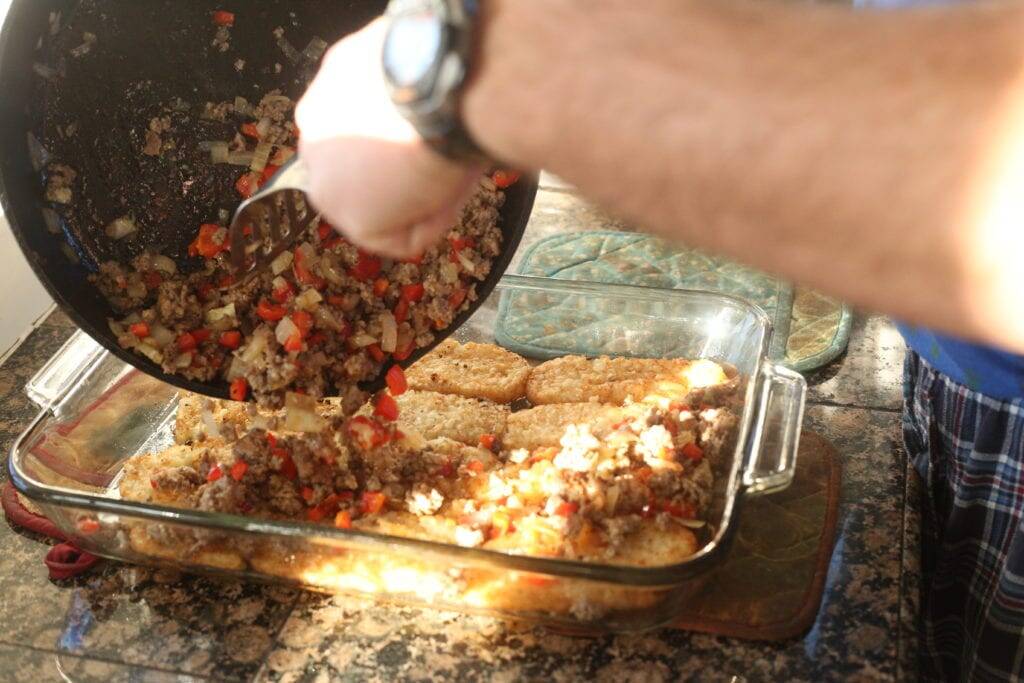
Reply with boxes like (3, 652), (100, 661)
(0, 179), (916, 682)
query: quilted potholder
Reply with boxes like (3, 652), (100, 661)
(495, 231), (850, 371)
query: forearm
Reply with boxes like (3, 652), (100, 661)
(463, 0), (1024, 352)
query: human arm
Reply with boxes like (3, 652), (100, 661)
(299, 0), (1024, 353)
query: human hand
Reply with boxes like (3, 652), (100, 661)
(295, 19), (483, 259)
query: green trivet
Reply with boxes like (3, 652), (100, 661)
(494, 231), (850, 372)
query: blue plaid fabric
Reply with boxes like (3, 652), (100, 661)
(904, 350), (1024, 681)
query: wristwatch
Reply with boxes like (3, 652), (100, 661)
(382, 0), (489, 163)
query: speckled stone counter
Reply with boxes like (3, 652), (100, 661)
(0, 179), (917, 682)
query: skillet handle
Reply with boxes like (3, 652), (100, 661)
(742, 362), (807, 496)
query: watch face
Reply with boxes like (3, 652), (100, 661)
(383, 11), (444, 103)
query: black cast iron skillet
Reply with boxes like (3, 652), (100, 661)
(0, 0), (536, 400)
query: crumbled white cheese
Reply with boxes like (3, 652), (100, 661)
(509, 448), (529, 464)
(553, 424), (601, 473)
(454, 526), (484, 548)
(405, 485), (443, 516)
(637, 424), (674, 466)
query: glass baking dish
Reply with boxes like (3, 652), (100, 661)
(8, 274), (805, 632)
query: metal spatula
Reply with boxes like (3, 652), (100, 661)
(227, 156), (317, 278)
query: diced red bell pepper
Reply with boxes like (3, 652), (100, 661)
(177, 332), (198, 352)
(260, 163), (280, 185)
(219, 330), (242, 349)
(479, 433), (497, 451)
(77, 518), (101, 535)
(255, 299), (287, 322)
(367, 344), (385, 363)
(271, 280), (294, 303)
(392, 340), (415, 362)
(143, 271), (163, 289)
(306, 332), (326, 347)
(284, 332), (303, 353)
(449, 236), (475, 252)
(492, 170), (520, 188)
(360, 491), (387, 515)
(291, 310), (314, 336)
(300, 486), (315, 503)
(555, 501), (579, 517)
(334, 510), (352, 529)
(448, 288), (467, 309)
(229, 377), (249, 401)
(317, 222), (333, 241)
(489, 509), (513, 538)
(400, 283), (425, 302)
(230, 460), (248, 481)
(374, 393), (400, 421)
(129, 322), (150, 338)
(240, 122), (260, 139)
(271, 447), (298, 480)
(292, 248), (326, 289)
(212, 10), (235, 26)
(198, 282), (215, 302)
(466, 459), (485, 473)
(385, 365), (408, 396)
(350, 252), (381, 281)
(393, 298), (409, 324)
(190, 223), (228, 259)
(373, 278), (389, 297)
(207, 464), (223, 482)
(680, 442), (704, 461)
(658, 500), (697, 518)
(191, 328), (211, 344)
(235, 172), (258, 199)
(347, 415), (390, 450)
(399, 253), (424, 265)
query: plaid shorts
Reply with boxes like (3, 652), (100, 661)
(904, 350), (1024, 681)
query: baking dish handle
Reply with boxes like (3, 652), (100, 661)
(24, 330), (105, 409)
(742, 361), (807, 495)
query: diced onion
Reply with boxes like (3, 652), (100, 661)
(227, 151), (254, 166)
(149, 324), (175, 348)
(351, 333), (377, 348)
(152, 254), (177, 274)
(105, 216), (137, 240)
(126, 280), (147, 299)
(27, 133), (51, 171)
(672, 518), (707, 530)
(277, 36), (302, 64)
(41, 208), (61, 235)
(275, 316), (299, 346)
(270, 146), (295, 165)
(295, 288), (322, 311)
(380, 312), (397, 353)
(205, 303), (237, 327)
(250, 142), (272, 173)
(135, 343), (163, 365)
(201, 405), (222, 438)
(302, 37), (329, 63)
(320, 254), (347, 286)
(314, 306), (344, 332)
(255, 118), (272, 139)
(456, 250), (476, 274)
(283, 392), (325, 433)
(239, 327), (271, 363)
(233, 96), (252, 116)
(270, 250), (293, 275)
(208, 142), (230, 164)
(32, 63), (58, 80)
(174, 352), (193, 369)
(226, 357), (248, 381)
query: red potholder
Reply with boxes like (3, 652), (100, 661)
(2, 482), (99, 579)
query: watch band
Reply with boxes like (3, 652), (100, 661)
(385, 0), (490, 164)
